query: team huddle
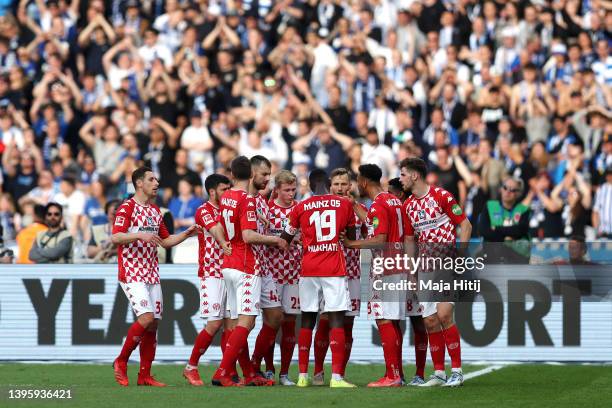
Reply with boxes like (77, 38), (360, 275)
(110, 155), (472, 388)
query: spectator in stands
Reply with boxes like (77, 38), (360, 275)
(168, 178), (203, 233)
(87, 199), (120, 264)
(29, 202), (73, 264)
(479, 176), (531, 262)
(16, 204), (47, 264)
(52, 175), (85, 238)
(593, 167), (612, 238)
(0, 192), (16, 242)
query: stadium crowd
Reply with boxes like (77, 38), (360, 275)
(0, 0), (610, 263)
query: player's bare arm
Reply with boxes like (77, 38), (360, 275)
(243, 229), (288, 250)
(160, 224), (203, 248)
(344, 231), (386, 249)
(111, 232), (164, 247)
(457, 218), (472, 245)
(209, 222), (232, 255)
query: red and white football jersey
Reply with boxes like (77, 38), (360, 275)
(286, 194), (356, 277)
(402, 186), (466, 244)
(366, 192), (404, 276)
(343, 203), (367, 280)
(195, 201), (223, 278)
(113, 198), (170, 284)
(252, 193), (269, 276)
(219, 188), (259, 275)
(266, 199), (302, 284)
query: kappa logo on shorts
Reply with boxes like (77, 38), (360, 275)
(140, 299), (148, 307)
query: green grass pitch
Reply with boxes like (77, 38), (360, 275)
(1, 363), (611, 407)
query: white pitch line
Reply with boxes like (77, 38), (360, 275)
(463, 365), (504, 381)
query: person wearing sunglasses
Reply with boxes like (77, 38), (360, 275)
(28, 202), (73, 264)
(478, 176), (531, 262)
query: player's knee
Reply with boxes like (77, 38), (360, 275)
(438, 314), (454, 328)
(138, 313), (155, 329)
(423, 316), (441, 332)
(206, 319), (223, 333)
(265, 308), (283, 328)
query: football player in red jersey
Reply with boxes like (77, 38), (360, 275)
(249, 156), (285, 383)
(344, 164), (406, 387)
(388, 176), (429, 386)
(312, 168), (367, 385)
(183, 174), (231, 386)
(400, 158), (472, 387)
(263, 170), (302, 385)
(208, 156), (288, 387)
(281, 169), (358, 388)
(111, 167), (201, 387)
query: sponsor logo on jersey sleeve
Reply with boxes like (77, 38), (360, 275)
(115, 216), (125, 226)
(247, 211), (257, 222)
(372, 216), (380, 228)
(204, 214), (213, 224)
(451, 204), (463, 215)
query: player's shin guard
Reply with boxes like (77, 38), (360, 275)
(280, 320), (296, 376)
(378, 322), (400, 379)
(265, 341), (275, 373)
(414, 330), (428, 378)
(342, 320), (354, 376)
(252, 323), (277, 371)
(329, 328), (346, 377)
(238, 339), (256, 378)
(443, 324), (462, 370)
(298, 328), (313, 375)
(139, 330), (157, 377)
(215, 326), (249, 379)
(313, 319), (329, 375)
(428, 330), (446, 372)
(221, 328), (238, 378)
(118, 321), (147, 363)
(189, 329), (214, 367)
(392, 321), (404, 379)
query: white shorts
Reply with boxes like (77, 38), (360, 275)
(299, 276), (350, 313)
(120, 282), (163, 319)
(421, 301), (455, 318)
(276, 282), (301, 315)
(368, 273), (407, 321)
(199, 276), (229, 321)
(260, 273), (282, 309)
(346, 279), (361, 317)
(222, 268), (262, 319)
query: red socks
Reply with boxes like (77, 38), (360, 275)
(265, 342), (275, 372)
(298, 328), (313, 374)
(443, 324), (462, 369)
(378, 322), (400, 379)
(342, 320), (354, 375)
(252, 323), (277, 371)
(139, 330), (157, 377)
(280, 320), (296, 375)
(428, 330), (446, 372)
(393, 321), (404, 378)
(216, 326), (250, 378)
(118, 321), (146, 363)
(329, 328), (346, 376)
(414, 330), (428, 378)
(189, 329), (214, 366)
(313, 319), (329, 374)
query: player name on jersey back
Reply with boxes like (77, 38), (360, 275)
(286, 194), (355, 277)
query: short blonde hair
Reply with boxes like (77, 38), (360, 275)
(275, 170), (297, 187)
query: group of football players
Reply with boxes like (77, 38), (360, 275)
(110, 155), (472, 388)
